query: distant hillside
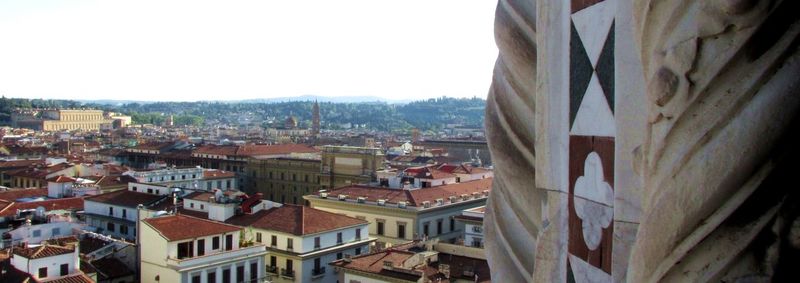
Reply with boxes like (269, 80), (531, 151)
(1, 96), (486, 131)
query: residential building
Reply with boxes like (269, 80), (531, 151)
(83, 186), (169, 241)
(139, 214), (267, 283)
(454, 206), (485, 248)
(4, 243), (93, 282)
(330, 240), (491, 283)
(226, 204), (374, 283)
(126, 166), (237, 191)
(304, 178), (492, 246)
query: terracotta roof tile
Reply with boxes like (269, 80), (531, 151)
(46, 175), (77, 183)
(0, 197), (84, 217)
(203, 170), (236, 180)
(43, 273), (95, 283)
(0, 188), (48, 202)
(84, 190), (165, 208)
(144, 214), (241, 241)
(226, 205), (367, 236)
(325, 178), (492, 207)
(13, 244), (74, 259)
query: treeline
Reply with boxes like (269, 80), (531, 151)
(1, 96), (486, 131)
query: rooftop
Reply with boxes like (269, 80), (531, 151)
(143, 214), (241, 241)
(84, 189), (164, 208)
(225, 204), (367, 236)
(13, 244), (74, 259)
(320, 178), (492, 207)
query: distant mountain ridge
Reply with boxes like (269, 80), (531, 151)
(80, 95), (414, 105)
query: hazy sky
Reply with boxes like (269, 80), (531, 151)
(0, 0), (498, 102)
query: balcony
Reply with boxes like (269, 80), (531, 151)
(166, 244), (267, 271)
(280, 268), (295, 279)
(311, 267), (326, 279)
(266, 265), (278, 274)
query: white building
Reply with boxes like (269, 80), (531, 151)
(140, 214), (267, 283)
(225, 204), (374, 283)
(7, 243), (93, 282)
(454, 206), (485, 248)
(83, 187), (170, 240)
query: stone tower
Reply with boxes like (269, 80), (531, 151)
(312, 100), (320, 136)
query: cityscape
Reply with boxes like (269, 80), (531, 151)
(2, 0), (799, 283)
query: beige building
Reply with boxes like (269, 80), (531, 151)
(139, 214), (268, 283)
(12, 109), (114, 131)
(304, 178), (492, 247)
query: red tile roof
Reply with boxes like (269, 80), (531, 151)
(226, 205), (367, 236)
(0, 188), (48, 202)
(203, 170), (235, 180)
(43, 273), (95, 283)
(323, 178), (492, 207)
(13, 244), (74, 259)
(144, 214), (241, 241)
(46, 175), (77, 183)
(0, 197), (84, 217)
(194, 144), (318, 157)
(184, 191), (215, 201)
(84, 189), (164, 208)
(0, 159), (44, 169)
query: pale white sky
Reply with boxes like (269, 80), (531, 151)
(0, 0), (498, 102)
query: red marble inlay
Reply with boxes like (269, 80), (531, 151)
(572, 0), (606, 13)
(568, 135), (614, 273)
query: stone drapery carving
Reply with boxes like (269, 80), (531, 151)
(629, 0), (800, 281)
(483, 0), (539, 282)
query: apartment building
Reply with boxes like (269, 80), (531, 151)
(454, 206), (485, 248)
(140, 214), (267, 283)
(225, 204), (373, 283)
(304, 178), (492, 246)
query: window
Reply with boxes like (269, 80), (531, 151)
(212, 236), (220, 250)
(147, 188), (153, 194)
(200, 204), (204, 210)
(192, 275), (201, 283)
(171, 176), (176, 180)
(287, 238), (294, 250)
(122, 209), (127, 219)
(108, 207), (114, 216)
(226, 180), (231, 188)
(356, 228), (361, 240)
(182, 175), (186, 180)
(271, 235), (277, 246)
(60, 264), (68, 276)
(398, 224), (406, 239)
(177, 241), (194, 259)
(377, 221), (385, 235)
(107, 222), (115, 232)
(207, 182), (212, 190)
(190, 203), (195, 208)
(52, 227), (61, 236)
(472, 238), (483, 248)
(222, 269), (230, 283)
(450, 217), (455, 231)
(256, 233), (262, 243)
(120, 225), (128, 235)
(38, 267), (47, 278)
(337, 252), (343, 260)
(236, 266), (244, 283)
(197, 239), (205, 256)
(207, 272), (216, 283)
(280, 173), (284, 180)
(132, 186), (137, 191)
(32, 230), (41, 237)
(225, 234), (233, 250)
(286, 259), (293, 272)
(437, 220), (443, 235)
(270, 256), (277, 267)
(424, 222), (430, 236)
(355, 247), (361, 255)
(336, 232), (343, 244)
(250, 262), (258, 281)
(314, 237), (321, 249)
